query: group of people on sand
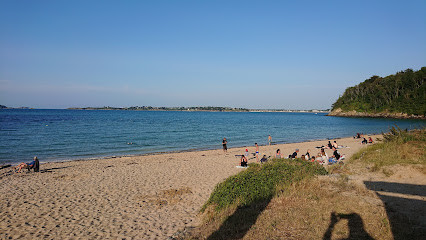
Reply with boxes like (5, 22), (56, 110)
(362, 137), (374, 144)
(226, 136), (350, 168)
(355, 133), (374, 144)
(239, 144), (269, 167)
(237, 140), (345, 167)
(285, 145), (344, 166)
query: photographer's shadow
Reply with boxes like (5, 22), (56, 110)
(323, 212), (374, 240)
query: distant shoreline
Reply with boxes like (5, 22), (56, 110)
(0, 105), (330, 113)
(67, 107), (330, 113)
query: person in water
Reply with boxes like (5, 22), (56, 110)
(268, 135), (272, 145)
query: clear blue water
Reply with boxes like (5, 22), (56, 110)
(0, 109), (424, 165)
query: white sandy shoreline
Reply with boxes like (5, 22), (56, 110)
(0, 135), (380, 239)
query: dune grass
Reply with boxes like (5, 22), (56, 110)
(351, 126), (425, 172)
(201, 158), (327, 213)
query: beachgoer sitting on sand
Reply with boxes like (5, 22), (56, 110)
(240, 155), (248, 167)
(305, 149), (311, 160)
(315, 153), (323, 162)
(275, 149), (282, 159)
(311, 156), (317, 163)
(15, 157), (38, 173)
(244, 149), (249, 159)
(322, 159), (329, 166)
(332, 147), (341, 160)
(368, 137), (373, 143)
(327, 147), (341, 164)
(289, 149), (299, 159)
(321, 148), (329, 162)
(260, 155), (268, 163)
(362, 138), (368, 144)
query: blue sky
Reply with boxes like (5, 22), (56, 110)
(1, 0), (425, 109)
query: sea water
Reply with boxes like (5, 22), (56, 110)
(0, 109), (424, 165)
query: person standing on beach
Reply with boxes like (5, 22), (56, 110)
(255, 143), (259, 162)
(222, 138), (228, 152)
(268, 135), (272, 145)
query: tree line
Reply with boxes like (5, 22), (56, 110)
(331, 67), (425, 116)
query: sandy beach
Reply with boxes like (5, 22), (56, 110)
(0, 135), (379, 239)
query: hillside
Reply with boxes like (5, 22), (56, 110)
(329, 67), (426, 119)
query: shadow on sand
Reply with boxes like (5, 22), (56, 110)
(40, 166), (73, 173)
(207, 197), (272, 240)
(364, 181), (426, 240)
(323, 212), (374, 240)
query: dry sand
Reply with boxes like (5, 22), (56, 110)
(0, 135), (378, 239)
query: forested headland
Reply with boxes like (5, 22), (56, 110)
(329, 67), (425, 119)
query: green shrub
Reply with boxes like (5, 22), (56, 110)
(201, 158), (327, 212)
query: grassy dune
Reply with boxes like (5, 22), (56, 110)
(351, 126), (425, 174)
(179, 127), (424, 240)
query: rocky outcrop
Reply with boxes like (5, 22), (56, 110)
(328, 108), (426, 120)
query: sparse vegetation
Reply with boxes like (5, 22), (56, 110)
(351, 126), (425, 171)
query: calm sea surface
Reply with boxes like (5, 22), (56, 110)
(0, 109), (424, 165)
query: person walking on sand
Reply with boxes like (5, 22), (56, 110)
(222, 138), (228, 152)
(255, 143), (259, 162)
(268, 135), (272, 145)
